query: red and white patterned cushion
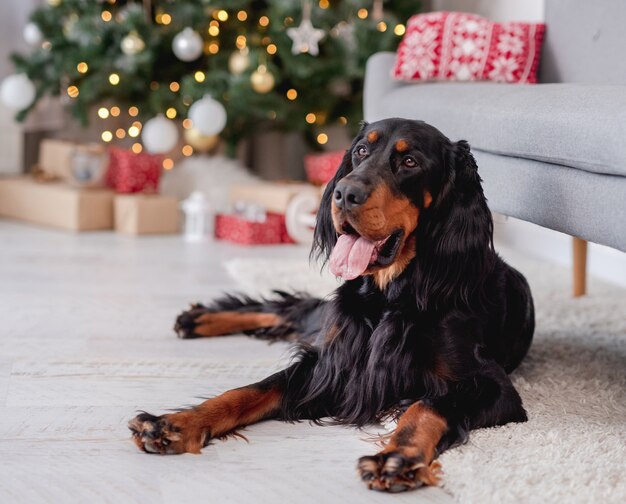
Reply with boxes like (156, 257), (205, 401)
(393, 12), (545, 84)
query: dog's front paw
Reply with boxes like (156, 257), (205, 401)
(357, 451), (441, 492)
(128, 411), (207, 454)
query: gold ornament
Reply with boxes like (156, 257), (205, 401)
(183, 128), (220, 153)
(250, 65), (275, 94)
(228, 48), (250, 75)
(121, 31), (145, 56)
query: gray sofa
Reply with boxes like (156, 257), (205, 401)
(363, 0), (626, 294)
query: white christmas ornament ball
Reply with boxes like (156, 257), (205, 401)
(23, 22), (43, 46)
(188, 96), (227, 136)
(142, 115), (179, 154)
(121, 30), (145, 56)
(0, 73), (36, 110)
(172, 28), (203, 62)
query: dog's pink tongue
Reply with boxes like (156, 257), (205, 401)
(329, 234), (377, 280)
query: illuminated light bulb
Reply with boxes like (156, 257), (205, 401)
(77, 62), (88, 74)
(259, 15), (269, 27)
(208, 25), (219, 36)
(319, 0), (330, 9)
(128, 126), (140, 138)
(67, 86), (79, 98)
(394, 24), (406, 36)
(210, 20), (219, 27)
(131, 142), (143, 153)
(97, 108), (109, 119)
(208, 43), (219, 54)
(101, 11), (112, 22)
(169, 82), (180, 92)
(194, 71), (205, 83)
(317, 133), (328, 145)
(266, 44), (277, 55)
(182, 145), (194, 156)
(286, 89), (297, 100)
(357, 8), (368, 19)
(305, 113), (316, 124)
(217, 10), (228, 22)
(377, 22), (387, 32)
(128, 106), (139, 117)
(115, 128), (126, 139)
(236, 35), (247, 49)
(101, 131), (113, 142)
(166, 107), (177, 119)
(110, 106), (120, 117)
(162, 158), (174, 170)
(161, 13), (171, 25)
(182, 118), (193, 129)
(109, 73), (120, 85)
(131, 120), (142, 129)
(237, 10), (247, 21)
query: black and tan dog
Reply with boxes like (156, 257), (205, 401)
(129, 118), (534, 493)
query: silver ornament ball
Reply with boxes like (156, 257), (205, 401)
(172, 27), (203, 62)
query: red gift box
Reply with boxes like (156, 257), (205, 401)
(215, 212), (294, 245)
(105, 147), (162, 194)
(304, 151), (344, 185)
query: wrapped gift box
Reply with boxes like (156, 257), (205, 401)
(215, 212), (294, 245)
(106, 147), (161, 194)
(304, 151), (344, 185)
(114, 194), (179, 235)
(36, 139), (75, 180)
(0, 177), (114, 231)
(229, 182), (319, 214)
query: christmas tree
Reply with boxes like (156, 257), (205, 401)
(9, 0), (421, 155)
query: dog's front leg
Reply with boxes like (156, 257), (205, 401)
(128, 354), (317, 454)
(358, 361), (527, 492)
(358, 402), (447, 492)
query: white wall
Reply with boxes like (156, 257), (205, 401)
(432, 0), (545, 21)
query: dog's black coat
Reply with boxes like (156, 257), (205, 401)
(200, 118), (534, 453)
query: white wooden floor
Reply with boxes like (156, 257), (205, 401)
(0, 221), (452, 504)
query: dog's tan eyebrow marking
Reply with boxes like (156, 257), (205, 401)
(367, 131), (379, 143)
(395, 139), (410, 152)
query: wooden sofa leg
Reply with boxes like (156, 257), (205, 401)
(572, 237), (588, 297)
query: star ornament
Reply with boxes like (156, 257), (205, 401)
(287, 18), (325, 56)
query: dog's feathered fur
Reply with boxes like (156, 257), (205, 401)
(131, 118), (535, 492)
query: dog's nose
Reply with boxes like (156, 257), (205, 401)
(334, 180), (368, 210)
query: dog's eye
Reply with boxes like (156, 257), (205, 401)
(402, 156), (417, 168)
(356, 145), (369, 157)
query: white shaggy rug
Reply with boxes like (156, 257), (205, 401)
(225, 245), (626, 504)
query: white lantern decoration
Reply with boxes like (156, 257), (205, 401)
(172, 27), (203, 62)
(181, 191), (211, 242)
(141, 115), (179, 154)
(23, 22), (43, 46)
(0, 73), (36, 110)
(188, 95), (227, 136)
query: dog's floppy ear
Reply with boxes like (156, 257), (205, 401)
(311, 124), (366, 265)
(415, 140), (494, 308)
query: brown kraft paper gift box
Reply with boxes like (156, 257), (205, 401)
(229, 182), (319, 214)
(0, 177), (114, 231)
(114, 194), (179, 235)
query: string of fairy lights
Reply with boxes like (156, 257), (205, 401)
(57, 0), (408, 169)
